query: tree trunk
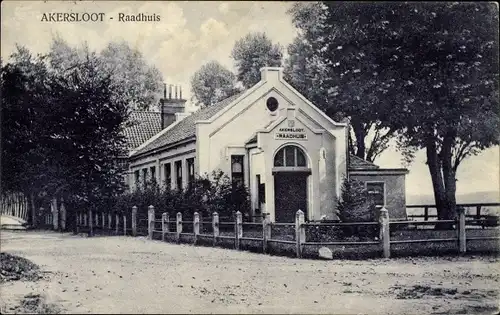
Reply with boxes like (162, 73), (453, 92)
(30, 192), (36, 228)
(351, 119), (367, 160)
(441, 130), (458, 225)
(425, 138), (450, 229)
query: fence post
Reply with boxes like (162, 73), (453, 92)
(458, 206), (466, 254)
(132, 206), (137, 237)
(193, 212), (200, 245)
(38, 207), (43, 227)
(235, 211), (242, 250)
(60, 199), (66, 231)
(379, 207), (390, 258)
(123, 215), (127, 236)
(263, 213), (271, 253)
(295, 210), (305, 258)
(212, 212), (219, 246)
(162, 213), (168, 241)
(147, 205), (155, 240)
(176, 212), (183, 243)
(102, 212), (105, 229)
(83, 212), (87, 227)
(52, 198), (59, 231)
(115, 213), (119, 235)
(75, 211), (80, 234)
(108, 213), (112, 230)
(89, 209), (93, 237)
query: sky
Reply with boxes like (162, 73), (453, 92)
(1, 1), (499, 200)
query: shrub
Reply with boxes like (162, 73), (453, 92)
(335, 176), (378, 238)
(0, 253), (41, 283)
(113, 170), (251, 221)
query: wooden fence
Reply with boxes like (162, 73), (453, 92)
(407, 202), (500, 224)
(71, 206), (499, 259)
(1, 192), (29, 223)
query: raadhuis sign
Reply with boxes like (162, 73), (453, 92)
(274, 127), (307, 140)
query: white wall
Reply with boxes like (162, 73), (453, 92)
(195, 68), (347, 221)
(129, 142), (196, 191)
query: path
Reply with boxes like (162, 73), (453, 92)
(0, 230), (498, 314)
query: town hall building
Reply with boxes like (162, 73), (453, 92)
(124, 67), (409, 222)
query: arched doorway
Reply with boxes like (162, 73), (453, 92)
(273, 145), (310, 222)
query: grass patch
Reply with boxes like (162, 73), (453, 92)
(1, 293), (61, 314)
(0, 253), (41, 283)
(393, 284), (460, 299)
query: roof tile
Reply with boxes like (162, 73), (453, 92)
(133, 92), (244, 156)
(123, 111), (162, 150)
(348, 155), (380, 170)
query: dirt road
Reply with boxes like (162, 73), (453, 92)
(0, 230), (498, 314)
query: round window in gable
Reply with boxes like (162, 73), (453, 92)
(266, 97), (279, 112)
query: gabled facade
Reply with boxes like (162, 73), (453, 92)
(126, 68), (408, 222)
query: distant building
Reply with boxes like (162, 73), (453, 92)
(123, 68), (408, 222)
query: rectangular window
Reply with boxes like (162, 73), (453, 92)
(175, 160), (182, 190)
(134, 170), (140, 186)
(256, 175), (265, 213)
(186, 158), (195, 189)
(258, 182), (266, 204)
(231, 155), (244, 187)
(150, 166), (156, 184)
(142, 168), (148, 188)
(366, 182), (385, 207)
(164, 163), (171, 189)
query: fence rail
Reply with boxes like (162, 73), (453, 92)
(67, 204), (499, 259)
(407, 202), (500, 222)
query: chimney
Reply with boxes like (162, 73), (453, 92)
(179, 86), (182, 99)
(260, 67), (284, 82)
(160, 83), (187, 129)
(163, 83), (167, 99)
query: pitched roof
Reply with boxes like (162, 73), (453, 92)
(123, 111), (162, 150)
(133, 92), (244, 156)
(348, 155), (380, 170)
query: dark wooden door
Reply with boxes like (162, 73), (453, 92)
(274, 173), (308, 223)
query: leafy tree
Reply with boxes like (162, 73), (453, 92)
(384, 2), (499, 223)
(1, 45), (129, 229)
(49, 37), (163, 110)
(1, 46), (55, 223)
(286, 2), (399, 162)
(289, 2), (499, 223)
(100, 41), (163, 110)
(231, 32), (283, 88)
(190, 61), (240, 107)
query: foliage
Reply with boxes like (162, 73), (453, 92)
(286, 2), (398, 162)
(288, 2), (499, 222)
(1, 44), (129, 228)
(113, 170), (251, 221)
(335, 176), (378, 238)
(190, 60), (240, 107)
(231, 32), (283, 88)
(386, 2), (500, 221)
(100, 41), (163, 110)
(335, 176), (376, 223)
(0, 253), (41, 283)
(49, 36), (163, 110)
